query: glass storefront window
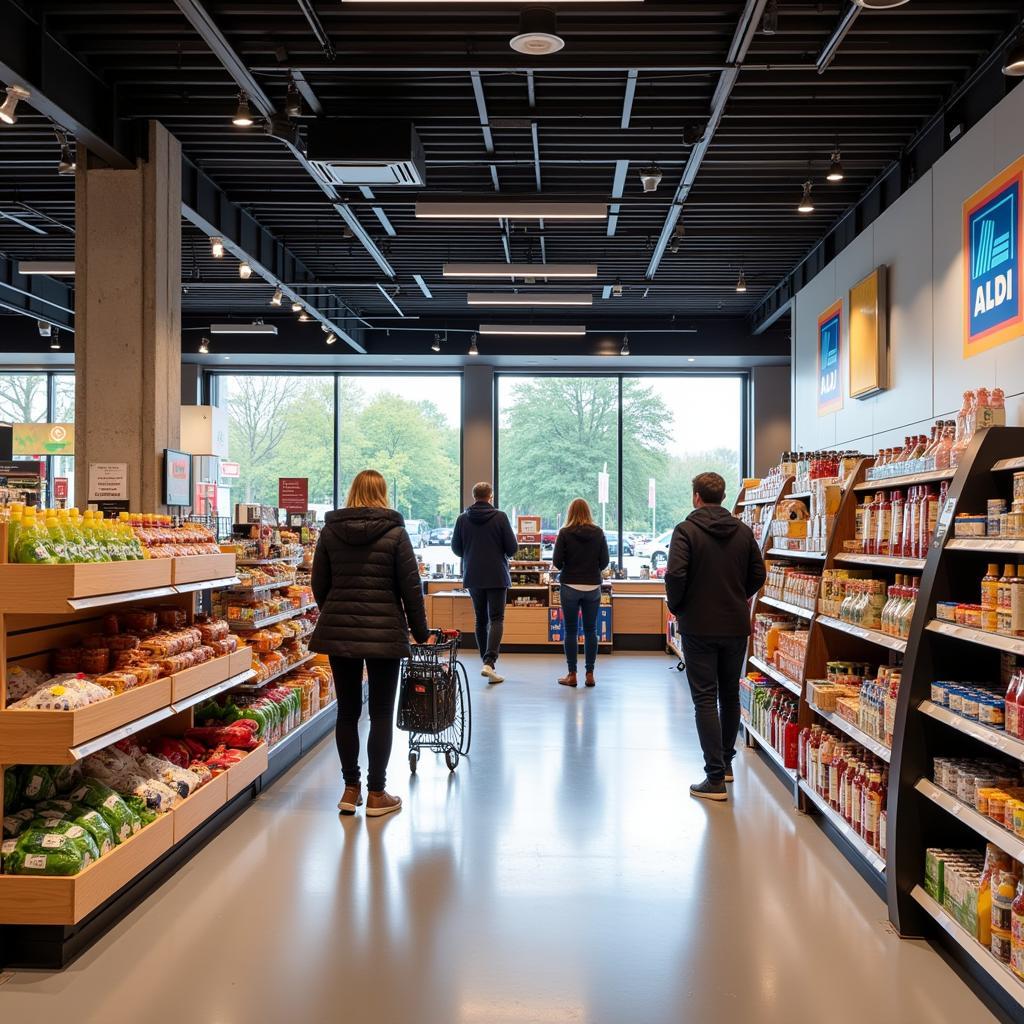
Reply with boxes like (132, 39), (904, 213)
(0, 373), (48, 423)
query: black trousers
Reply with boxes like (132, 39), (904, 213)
(679, 634), (748, 784)
(330, 656), (401, 792)
(469, 587), (507, 666)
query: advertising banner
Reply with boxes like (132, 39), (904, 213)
(54, 478), (69, 501)
(817, 300), (843, 416)
(278, 477), (309, 514)
(548, 606), (613, 644)
(13, 423), (74, 456)
(164, 450), (192, 507)
(964, 155), (1023, 357)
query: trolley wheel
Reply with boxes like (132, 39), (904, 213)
(445, 748), (459, 772)
(676, 661), (685, 672)
(456, 661), (472, 756)
(409, 751), (418, 775)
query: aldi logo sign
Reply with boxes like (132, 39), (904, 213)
(817, 300), (843, 416)
(964, 157), (1024, 357)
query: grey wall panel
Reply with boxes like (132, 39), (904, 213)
(752, 365), (791, 474)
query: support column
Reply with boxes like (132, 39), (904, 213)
(751, 365), (792, 476)
(75, 121), (182, 511)
(462, 364), (495, 508)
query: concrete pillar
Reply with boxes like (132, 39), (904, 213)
(74, 121), (182, 511)
(462, 363), (494, 508)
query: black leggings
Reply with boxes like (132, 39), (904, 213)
(330, 656), (401, 793)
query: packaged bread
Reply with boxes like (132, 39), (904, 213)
(52, 648), (83, 673)
(101, 614), (120, 635)
(196, 619), (230, 644)
(107, 633), (139, 652)
(94, 671), (140, 695)
(121, 610), (158, 633)
(79, 648), (111, 675)
(247, 629), (282, 653)
(81, 633), (109, 650)
(156, 606), (188, 629)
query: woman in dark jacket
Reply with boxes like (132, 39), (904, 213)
(310, 469), (430, 817)
(552, 498), (610, 689)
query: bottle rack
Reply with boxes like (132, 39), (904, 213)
(742, 429), (1024, 1020)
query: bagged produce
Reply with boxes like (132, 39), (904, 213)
(185, 720), (261, 750)
(1, 837), (18, 871)
(3, 808), (36, 839)
(35, 798), (76, 816)
(68, 779), (140, 843)
(27, 819), (101, 864)
(53, 763), (83, 794)
(3, 766), (21, 812)
(136, 754), (202, 799)
(5, 664), (49, 704)
(20, 765), (57, 803)
(7, 828), (88, 874)
(150, 737), (193, 769)
(73, 808), (115, 856)
(123, 795), (157, 826)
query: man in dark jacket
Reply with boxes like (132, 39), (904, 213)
(451, 481), (519, 684)
(665, 472), (766, 802)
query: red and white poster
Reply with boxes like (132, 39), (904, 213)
(54, 477), (69, 501)
(278, 477), (309, 514)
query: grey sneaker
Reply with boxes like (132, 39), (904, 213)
(690, 778), (728, 802)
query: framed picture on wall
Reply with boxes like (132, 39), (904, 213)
(817, 300), (844, 416)
(849, 266), (889, 400)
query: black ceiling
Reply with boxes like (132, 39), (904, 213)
(0, 0), (1022, 355)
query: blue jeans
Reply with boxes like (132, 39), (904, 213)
(560, 585), (601, 673)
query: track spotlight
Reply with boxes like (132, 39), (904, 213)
(37, 319), (51, 337)
(620, 334), (630, 356)
(50, 329), (61, 351)
(0, 84), (30, 126)
(198, 337), (210, 354)
(827, 148), (845, 182)
(1004, 38), (1024, 76)
(468, 333), (479, 356)
(238, 261), (252, 279)
(639, 164), (663, 193)
(291, 300), (302, 313)
(612, 279), (623, 298)
(325, 331), (337, 346)
(736, 269), (747, 293)
(510, 9), (565, 56)
(669, 225), (684, 254)
(210, 237), (224, 259)
(798, 181), (815, 214)
(55, 129), (76, 175)
(270, 286), (283, 307)
(285, 80), (302, 118)
(761, 0), (779, 34)
(232, 92), (254, 127)
(682, 123), (704, 146)
(431, 333), (442, 353)
(298, 311), (312, 322)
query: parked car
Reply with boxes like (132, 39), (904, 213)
(607, 536), (635, 559)
(404, 519), (430, 549)
(636, 529), (674, 569)
(429, 526), (454, 546)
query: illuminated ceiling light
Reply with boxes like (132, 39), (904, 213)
(285, 80), (302, 118)
(49, 330), (61, 351)
(1004, 38), (1024, 76)
(270, 286), (283, 307)
(687, 357), (696, 363)
(291, 300), (303, 313)
(510, 9), (564, 56)
(852, 0), (911, 8)
(669, 226), (684, 254)
(478, 323), (586, 337)
(210, 323), (279, 335)
(620, 334), (630, 356)
(232, 92), (254, 127)
(298, 311), (312, 322)
(0, 84), (30, 126)
(468, 333), (479, 356)
(18, 261), (75, 276)
(210, 236), (224, 259)
(198, 337), (210, 354)
(639, 164), (663, 193)
(443, 262), (598, 279)
(735, 269), (747, 293)
(325, 332), (337, 346)
(797, 181), (814, 214)
(431, 333), (442, 353)
(467, 292), (593, 307)
(238, 261), (252, 279)
(612, 279), (623, 297)
(417, 201), (606, 221)
(826, 148), (845, 182)
(55, 129), (76, 175)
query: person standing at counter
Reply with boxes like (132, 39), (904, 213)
(665, 472), (766, 803)
(451, 481), (519, 684)
(552, 499), (609, 688)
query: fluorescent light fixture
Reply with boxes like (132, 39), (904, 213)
(444, 262), (597, 279)
(238, 261), (252, 279)
(210, 236), (224, 258)
(417, 201), (606, 221)
(0, 85), (30, 126)
(210, 323), (279, 335)
(467, 292), (593, 307)
(270, 286), (283, 307)
(478, 324), (586, 337)
(18, 261), (75, 276)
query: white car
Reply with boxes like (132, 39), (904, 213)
(636, 529), (675, 569)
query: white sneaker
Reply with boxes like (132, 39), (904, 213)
(482, 665), (505, 684)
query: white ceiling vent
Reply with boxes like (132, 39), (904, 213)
(306, 120), (426, 188)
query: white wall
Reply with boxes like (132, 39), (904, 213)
(793, 82), (1024, 451)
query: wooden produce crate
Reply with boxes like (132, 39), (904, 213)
(0, 678), (173, 764)
(225, 743), (268, 800)
(170, 654), (234, 703)
(0, 813), (174, 925)
(172, 773), (228, 843)
(0, 559), (174, 613)
(229, 646), (253, 677)
(171, 552), (237, 585)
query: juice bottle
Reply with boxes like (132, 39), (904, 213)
(864, 769), (882, 850)
(992, 387), (1007, 427)
(860, 497), (874, 555)
(1011, 879), (1024, 979)
(1012, 671), (1024, 741)
(1000, 565), (1017, 635)
(993, 869), (1019, 963)
(875, 492), (892, 557)
(890, 490), (904, 556)
(982, 563), (1001, 633)
(6, 501), (24, 560)
(980, 845), (1012, 949)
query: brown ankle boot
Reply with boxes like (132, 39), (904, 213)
(366, 791), (402, 817)
(558, 671), (578, 687)
(338, 785), (363, 815)
(585, 672), (596, 688)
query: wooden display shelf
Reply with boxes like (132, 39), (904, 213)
(0, 678), (173, 764)
(809, 703), (891, 762)
(743, 716), (797, 780)
(991, 457), (1024, 473)
(170, 670), (255, 714)
(738, 492), (784, 506)
(833, 552), (926, 571)
(799, 779), (886, 875)
(172, 772), (229, 843)
(925, 619), (1024, 657)
(0, 560), (174, 613)
(224, 577), (298, 595)
(236, 652), (315, 690)
(915, 778), (1024, 862)
(854, 467), (956, 492)
(170, 654), (235, 703)
(0, 813), (174, 926)
(171, 553), (237, 585)
(225, 743), (269, 799)
(748, 655), (802, 697)
(229, 647), (254, 677)
(918, 700), (1024, 762)
(758, 594), (814, 620)
(816, 614), (907, 653)
(228, 603), (316, 631)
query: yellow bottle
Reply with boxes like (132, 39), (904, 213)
(982, 563), (1000, 633)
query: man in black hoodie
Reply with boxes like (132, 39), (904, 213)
(665, 472), (766, 802)
(451, 481), (519, 683)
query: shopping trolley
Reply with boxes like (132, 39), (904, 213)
(397, 629), (472, 773)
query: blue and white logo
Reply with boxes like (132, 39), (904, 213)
(969, 179), (1019, 340)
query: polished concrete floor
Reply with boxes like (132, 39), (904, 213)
(0, 653), (994, 1024)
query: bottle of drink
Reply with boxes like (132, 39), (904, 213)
(933, 420), (955, 471)
(920, 487), (939, 556)
(1010, 877), (1024, 979)
(992, 388), (1007, 427)
(1011, 671), (1024, 740)
(1000, 565), (1017, 635)
(890, 490), (905, 557)
(993, 869), (1018, 963)
(1013, 566), (1024, 638)
(875, 492), (892, 557)
(860, 497), (874, 555)
(864, 769), (882, 850)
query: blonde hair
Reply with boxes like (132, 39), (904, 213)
(346, 469), (389, 509)
(565, 498), (595, 529)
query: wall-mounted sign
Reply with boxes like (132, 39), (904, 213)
(849, 266), (889, 400)
(220, 460), (241, 479)
(13, 423), (74, 456)
(88, 462), (128, 501)
(54, 477), (69, 501)
(817, 300), (844, 416)
(278, 477), (309, 514)
(163, 449), (192, 507)
(516, 515), (541, 540)
(964, 155), (1023, 357)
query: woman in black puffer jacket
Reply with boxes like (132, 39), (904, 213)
(310, 469), (429, 818)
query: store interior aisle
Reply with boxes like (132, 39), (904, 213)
(0, 654), (993, 1024)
